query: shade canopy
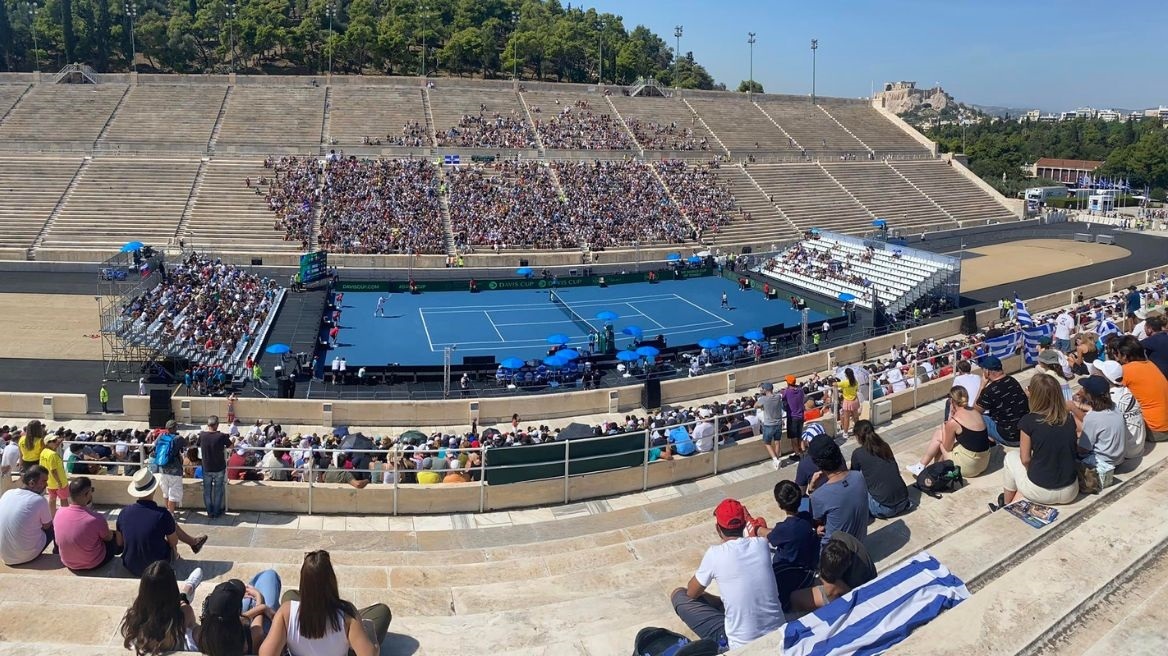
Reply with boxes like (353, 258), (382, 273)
(744, 330), (765, 341)
(546, 333), (571, 345)
(621, 325), (644, 337)
(516, 267), (534, 276)
(500, 357), (526, 369)
(557, 348), (581, 360)
(665, 252), (681, 261)
(838, 293), (856, 302)
(717, 335), (740, 346)
(595, 310), (619, 322)
(635, 345), (660, 357)
(264, 343), (292, 355)
(616, 350), (640, 362)
(697, 338), (719, 349)
(120, 241), (145, 253)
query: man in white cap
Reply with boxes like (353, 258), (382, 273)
(117, 468), (208, 577)
(1093, 360), (1145, 460)
(693, 409), (716, 453)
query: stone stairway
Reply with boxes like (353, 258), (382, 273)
(435, 163), (456, 254)
(816, 103), (874, 156)
(206, 85), (233, 153)
(603, 94), (645, 157)
(0, 84), (32, 127)
(173, 158), (209, 244)
(682, 97), (731, 155)
(321, 84), (333, 145)
(752, 101), (800, 149)
(883, 159), (958, 223)
(816, 161), (878, 220)
(27, 157), (91, 258)
(517, 91), (545, 152)
(89, 85), (132, 150)
(421, 87), (438, 148)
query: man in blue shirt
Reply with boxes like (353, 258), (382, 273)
(807, 434), (869, 546)
(117, 469), (208, 577)
(767, 480), (819, 612)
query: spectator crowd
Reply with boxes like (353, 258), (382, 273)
(530, 99), (634, 150)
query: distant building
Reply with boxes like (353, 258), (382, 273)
(1031, 158), (1104, 185)
(1096, 109), (1121, 122)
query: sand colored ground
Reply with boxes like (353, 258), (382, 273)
(960, 239), (1130, 292)
(0, 293), (104, 360)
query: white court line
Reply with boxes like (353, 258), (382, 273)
(430, 323), (732, 351)
(484, 311), (505, 341)
(627, 302), (665, 329)
(492, 312), (649, 328)
(418, 293), (679, 314)
(418, 308), (435, 351)
(675, 295), (734, 327)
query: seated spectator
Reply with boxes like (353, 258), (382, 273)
(262, 447), (291, 481)
(692, 409), (716, 453)
(118, 469), (208, 577)
(18, 420), (46, 470)
(668, 426), (697, 457)
(974, 356), (1030, 447)
(54, 476), (123, 572)
(0, 465), (53, 566)
(197, 571), (282, 656)
(910, 386), (992, 478)
(794, 424), (830, 497)
(1070, 377), (1127, 487)
(259, 550), (390, 656)
(768, 481), (819, 612)
(991, 374), (1080, 510)
(416, 457), (440, 485)
(228, 447), (262, 482)
(1140, 314), (1168, 379)
(789, 532), (878, 613)
(0, 431), (19, 496)
(807, 433), (869, 545)
(1092, 360), (1146, 459)
(442, 464), (470, 484)
(669, 498), (781, 650)
(119, 560), (205, 655)
(1114, 335), (1168, 442)
(323, 454), (370, 489)
(1036, 350), (1073, 400)
(849, 421), (911, 519)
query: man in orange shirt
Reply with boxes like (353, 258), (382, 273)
(1116, 336), (1168, 442)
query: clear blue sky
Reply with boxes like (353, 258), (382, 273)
(584, 0), (1166, 112)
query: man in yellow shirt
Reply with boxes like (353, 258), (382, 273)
(39, 434), (69, 517)
(416, 457), (441, 485)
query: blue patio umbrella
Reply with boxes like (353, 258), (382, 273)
(697, 338), (720, 349)
(264, 343), (292, 355)
(873, 218), (888, 228)
(838, 292), (857, 302)
(718, 335), (740, 346)
(557, 348), (581, 360)
(595, 310), (619, 322)
(546, 333), (571, 345)
(501, 357), (526, 369)
(687, 255), (703, 264)
(743, 330), (765, 341)
(616, 350), (640, 362)
(120, 241), (145, 253)
(635, 345), (660, 357)
(665, 252), (681, 261)
(543, 355), (567, 367)
(516, 267), (534, 276)
(621, 325), (644, 338)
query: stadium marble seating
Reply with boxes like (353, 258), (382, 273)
(821, 103), (933, 154)
(182, 160), (306, 256)
(523, 90), (636, 153)
(0, 84), (30, 122)
(0, 156), (84, 259)
(0, 84), (128, 148)
(327, 86), (430, 148)
(429, 87), (536, 149)
(606, 95), (720, 154)
(891, 159), (1018, 225)
(820, 161), (957, 232)
(745, 163), (876, 233)
(4, 364), (1162, 655)
(38, 158), (200, 256)
(214, 86), (327, 152)
(755, 100), (867, 155)
(707, 166), (801, 247)
(96, 85), (226, 152)
(684, 97), (789, 153)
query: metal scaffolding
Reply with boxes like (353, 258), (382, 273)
(97, 247), (167, 381)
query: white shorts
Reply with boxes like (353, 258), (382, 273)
(159, 474), (184, 505)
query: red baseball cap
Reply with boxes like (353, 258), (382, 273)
(713, 498), (747, 531)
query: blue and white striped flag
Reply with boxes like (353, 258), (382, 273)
(1023, 324), (1052, 365)
(984, 331), (1023, 359)
(781, 551), (970, 656)
(1098, 319), (1120, 339)
(1014, 294), (1033, 327)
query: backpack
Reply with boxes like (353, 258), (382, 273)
(913, 460), (964, 498)
(154, 433), (177, 468)
(632, 627), (720, 656)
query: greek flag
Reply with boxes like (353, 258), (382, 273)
(1023, 324), (1053, 366)
(1098, 319), (1120, 339)
(1014, 294), (1033, 327)
(985, 331), (1022, 359)
(781, 551), (970, 656)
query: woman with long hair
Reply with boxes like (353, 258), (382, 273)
(196, 569), (281, 656)
(119, 560), (203, 656)
(1069, 376), (1127, 487)
(259, 550), (390, 656)
(836, 368), (861, 436)
(18, 420), (46, 470)
(992, 374), (1079, 510)
(849, 420), (910, 518)
(908, 386), (991, 478)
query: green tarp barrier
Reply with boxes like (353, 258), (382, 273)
(483, 432), (646, 485)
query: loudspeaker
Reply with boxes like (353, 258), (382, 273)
(149, 389), (171, 410)
(641, 379), (662, 410)
(278, 377), (294, 399)
(519, 258), (529, 267)
(740, 246), (752, 254)
(148, 408), (174, 428)
(962, 309), (978, 335)
(251, 258), (263, 266)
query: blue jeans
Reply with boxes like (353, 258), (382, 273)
(243, 569), (282, 631)
(982, 415), (1019, 448)
(868, 493), (911, 519)
(203, 470), (227, 517)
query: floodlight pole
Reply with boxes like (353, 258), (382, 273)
(420, 5), (428, 78)
(124, 2), (137, 73)
(28, 3), (40, 71)
(747, 32), (756, 99)
(673, 25), (683, 86)
(810, 38), (818, 105)
(511, 11), (519, 81)
(325, 2), (335, 77)
(225, 1), (237, 74)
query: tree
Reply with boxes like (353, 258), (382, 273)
(672, 52), (713, 90)
(736, 80), (762, 93)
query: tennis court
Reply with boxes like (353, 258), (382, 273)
(325, 276), (833, 366)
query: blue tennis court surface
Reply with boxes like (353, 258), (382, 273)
(325, 277), (832, 366)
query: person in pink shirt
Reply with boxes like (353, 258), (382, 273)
(53, 477), (122, 571)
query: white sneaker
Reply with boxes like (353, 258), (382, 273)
(772, 457), (782, 470)
(906, 463), (925, 477)
(181, 567), (204, 599)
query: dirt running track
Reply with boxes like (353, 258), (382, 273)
(960, 239), (1130, 292)
(0, 294), (104, 360)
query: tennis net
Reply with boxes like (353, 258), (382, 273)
(549, 290), (596, 335)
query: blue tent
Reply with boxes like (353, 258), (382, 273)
(698, 338), (719, 349)
(616, 350), (639, 362)
(546, 333), (571, 345)
(635, 345), (660, 357)
(744, 330), (765, 341)
(501, 357), (526, 369)
(264, 343), (292, 355)
(595, 310), (619, 322)
(718, 335), (740, 346)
